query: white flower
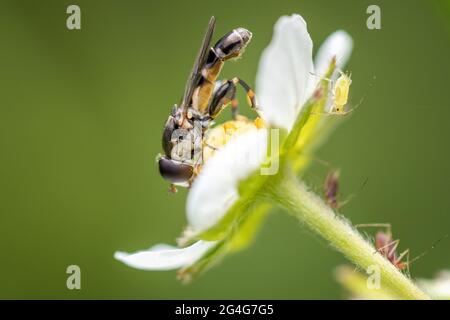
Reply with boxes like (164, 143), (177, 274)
(114, 241), (216, 271)
(187, 14), (353, 235)
(115, 14), (353, 272)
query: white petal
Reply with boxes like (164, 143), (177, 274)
(187, 128), (268, 233)
(313, 30), (353, 81)
(417, 271), (450, 299)
(114, 240), (216, 271)
(256, 14), (314, 131)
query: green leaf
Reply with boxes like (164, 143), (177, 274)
(178, 202), (271, 282)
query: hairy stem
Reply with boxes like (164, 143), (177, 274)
(264, 165), (430, 300)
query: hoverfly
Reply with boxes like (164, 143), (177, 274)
(158, 17), (257, 191)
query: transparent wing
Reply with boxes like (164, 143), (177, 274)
(180, 16), (216, 111)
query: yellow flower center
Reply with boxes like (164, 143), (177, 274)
(202, 116), (265, 163)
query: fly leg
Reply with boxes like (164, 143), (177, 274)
(208, 80), (237, 119)
(232, 77), (259, 111)
(208, 77), (259, 120)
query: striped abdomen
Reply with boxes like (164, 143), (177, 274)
(191, 28), (252, 114)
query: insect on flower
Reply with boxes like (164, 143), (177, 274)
(331, 71), (352, 114)
(310, 70), (354, 116)
(158, 16), (259, 192)
(116, 14), (355, 275)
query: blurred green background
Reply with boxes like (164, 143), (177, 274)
(1, 0), (450, 299)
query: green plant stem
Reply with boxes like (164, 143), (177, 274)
(264, 165), (430, 300)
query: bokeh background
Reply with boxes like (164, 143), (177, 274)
(1, 0), (450, 299)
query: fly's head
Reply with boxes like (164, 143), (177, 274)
(159, 105), (207, 187)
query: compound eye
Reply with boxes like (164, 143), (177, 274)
(162, 116), (177, 156)
(158, 156), (194, 184)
